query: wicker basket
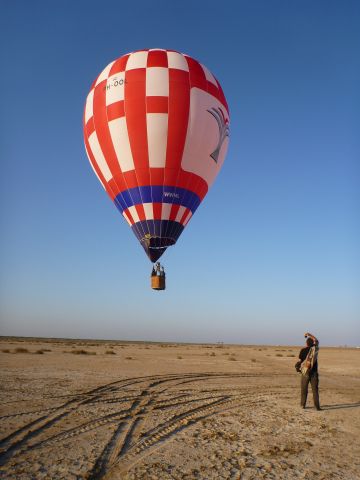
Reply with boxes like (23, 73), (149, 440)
(151, 275), (166, 290)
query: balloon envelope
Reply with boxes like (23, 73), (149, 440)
(84, 49), (229, 262)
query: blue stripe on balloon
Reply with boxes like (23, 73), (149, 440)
(114, 186), (201, 213)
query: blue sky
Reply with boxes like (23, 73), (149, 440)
(1, 0), (359, 345)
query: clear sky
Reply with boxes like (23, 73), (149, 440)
(1, 0), (359, 345)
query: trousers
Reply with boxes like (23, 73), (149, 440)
(301, 371), (320, 409)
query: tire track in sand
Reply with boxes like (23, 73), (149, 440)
(0, 373), (289, 479)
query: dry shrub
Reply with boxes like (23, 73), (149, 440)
(251, 358), (256, 362)
(125, 356), (133, 360)
(276, 353), (283, 357)
(210, 352), (216, 357)
(71, 349), (96, 355)
(105, 350), (116, 355)
(177, 355), (183, 359)
(35, 350), (44, 354)
(229, 356), (237, 361)
(2, 349), (10, 353)
(14, 347), (29, 353)
(287, 354), (296, 357)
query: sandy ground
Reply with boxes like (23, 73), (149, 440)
(0, 338), (359, 480)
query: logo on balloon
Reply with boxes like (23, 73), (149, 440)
(207, 107), (229, 163)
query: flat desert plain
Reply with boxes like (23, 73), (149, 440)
(0, 338), (359, 480)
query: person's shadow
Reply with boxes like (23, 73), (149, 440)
(320, 402), (360, 410)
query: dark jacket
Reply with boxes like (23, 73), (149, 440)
(299, 343), (319, 373)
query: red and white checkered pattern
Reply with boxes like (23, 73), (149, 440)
(84, 49), (229, 227)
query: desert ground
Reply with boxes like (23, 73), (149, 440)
(0, 338), (359, 480)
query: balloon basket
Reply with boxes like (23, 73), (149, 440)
(151, 275), (166, 291)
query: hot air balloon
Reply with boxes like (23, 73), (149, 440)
(83, 49), (230, 289)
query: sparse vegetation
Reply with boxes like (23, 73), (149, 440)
(251, 358), (256, 362)
(276, 353), (283, 357)
(35, 350), (45, 354)
(125, 356), (133, 360)
(105, 350), (116, 355)
(2, 349), (10, 353)
(71, 350), (96, 355)
(14, 347), (29, 353)
(229, 356), (237, 361)
(177, 355), (183, 359)
(210, 352), (216, 357)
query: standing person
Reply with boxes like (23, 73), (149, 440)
(298, 332), (322, 410)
